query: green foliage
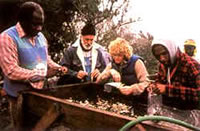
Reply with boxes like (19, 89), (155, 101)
(132, 33), (158, 74)
(40, 0), (135, 62)
(15, 0), (158, 73)
(114, 27), (158, 74)
(40, 0), (158, 73)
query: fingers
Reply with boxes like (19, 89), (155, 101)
(91, 70), (101, 82)
(60, 66), (68, 74)
(152, 87), (159, 93)
(91, 69), (100, 78)
(77, 71), (88, 79)
(29, 75), (45, 82)
(147, 83), (154, 93)
(99, 71), (110, 80)
(56, 66), (68, 76)
(113, 74), (121, 82)
(147, 83), (161, 94)
(95, 76), (101, 83)
(110, 69), (121, 82)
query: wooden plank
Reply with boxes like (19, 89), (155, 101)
(22, 91), (172, 131)
(19, 83), (184, 131)
(32, 103), (61, 131)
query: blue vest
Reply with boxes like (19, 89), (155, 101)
(3, 26), (47, 97)
(112, 55), (141, 85)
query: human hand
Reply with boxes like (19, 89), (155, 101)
(95, 71), (110, 83)
(119, 84), (145, 96)
(77, 70), (88, 79)
(46, 66), (67, 77)
(110, 69), (121, 82)
(148, 82), (166, 94)
(29, 75), (45, 82)
(58, 66), (68, 75)
(119, 85), (133, 95)
(91, 69), (100, 81)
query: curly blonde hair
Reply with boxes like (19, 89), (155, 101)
(108, 37), (133, 60)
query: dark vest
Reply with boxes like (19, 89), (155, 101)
(112, 55), (141, 85)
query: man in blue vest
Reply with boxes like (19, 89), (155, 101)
(0, 2), (67, 130)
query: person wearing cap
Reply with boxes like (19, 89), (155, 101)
(184, 39), (200, 62)
(149, 39), (200, 127)
(57, 23), (107, 84)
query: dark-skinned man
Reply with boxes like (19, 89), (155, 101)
(0, 2), (67, 130)
(149, 39), (200, 127)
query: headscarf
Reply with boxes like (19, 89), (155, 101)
(152, 39), (178, 65)
(152, 39), (179, 84)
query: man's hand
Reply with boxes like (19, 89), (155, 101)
(95, 71), (110, 83)
(148, 83), (166, 94)
(29, 75), (45, 82)
(47, 66), (68, 77)
(91, 69), (100, 81)
(59, 66), (68, 75)
(77, 70), (88, 79)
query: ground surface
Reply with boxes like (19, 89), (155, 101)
(0, 96), (11, 131)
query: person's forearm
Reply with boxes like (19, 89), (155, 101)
(0, 55), (46, 82)
(4, 64), (46, 82)
(47, 55), (61, 69)
(130, 80), (149, 95)
(101, 64), (112, 79)
(135, 59), (149, 83)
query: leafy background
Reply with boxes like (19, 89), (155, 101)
(0, 0), (158, 81)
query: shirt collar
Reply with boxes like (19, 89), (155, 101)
(72, 38), (99, 49)
(16, 22), (26, 38)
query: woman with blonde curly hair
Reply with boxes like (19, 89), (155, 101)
(97, 37), (149, 96)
